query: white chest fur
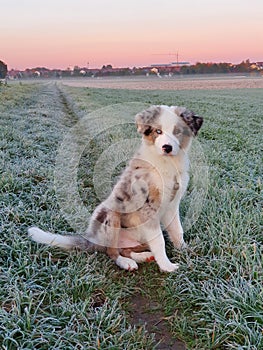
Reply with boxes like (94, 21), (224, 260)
(139, 146), (189, 209)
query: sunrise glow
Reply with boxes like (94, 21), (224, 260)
(1, 0), (262, 70)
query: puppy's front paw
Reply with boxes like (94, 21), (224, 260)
(160, 262), (179, 273)
(116, 256), (138, 271)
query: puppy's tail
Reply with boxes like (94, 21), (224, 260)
(28, 227), (90, 251)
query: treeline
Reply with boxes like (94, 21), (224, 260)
(180, 60), (261, 74)
(4, 59), (263, 80)
(69, 60), (263, 77)
(83, 60), (263, 76)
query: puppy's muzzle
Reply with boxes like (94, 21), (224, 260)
(162, 144), (173, 154)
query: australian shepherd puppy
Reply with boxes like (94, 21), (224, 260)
(28, 105), (203, 272)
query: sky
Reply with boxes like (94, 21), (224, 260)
(1, 0), (262, 70)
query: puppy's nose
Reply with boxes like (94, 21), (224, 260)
(162, 144), (173, 153)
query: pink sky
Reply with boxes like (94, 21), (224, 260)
(1, 0), (262, 70)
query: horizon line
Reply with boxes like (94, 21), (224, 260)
(7, 58), (262, 72)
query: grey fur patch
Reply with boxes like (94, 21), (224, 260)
(135, 106), (161, 135)
(180, 110), (203, 135)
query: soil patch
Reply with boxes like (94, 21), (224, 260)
(128, 294), (185, 350)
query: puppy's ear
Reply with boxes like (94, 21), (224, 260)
(135, 106), (161, 135)
(180, 109), (203, 136)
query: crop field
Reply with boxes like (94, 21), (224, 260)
(0, 79), (262, 349)
(63, 74), (263, 91)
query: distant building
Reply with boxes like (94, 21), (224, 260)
(150, 62), (190, 68)
(255, 62), (263, 69)
(150, 61), (190, 73)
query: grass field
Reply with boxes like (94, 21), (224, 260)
(0, 80), (262, 349)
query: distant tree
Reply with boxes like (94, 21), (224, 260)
(180, 61), (232, 75)
(218, 63), (231, 73)
(235, 59), (251, 73)
(0, 60), (8, 79)
(102, 64), (113, 70)
(73, 65), (81, 76)
(72, 66), (81, 77)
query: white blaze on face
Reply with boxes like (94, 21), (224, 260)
(154, 107), (181, 156)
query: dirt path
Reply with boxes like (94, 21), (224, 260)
(128, 294), (186, 350)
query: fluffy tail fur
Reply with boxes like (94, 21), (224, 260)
(28, 227), (90, 251)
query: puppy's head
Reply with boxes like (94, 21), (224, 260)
(135, 105), (203, 156)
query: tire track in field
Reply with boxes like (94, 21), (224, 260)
(22, 82), (79, 128)
(54, 83), (80, 127)
(36, 82), (80, 128)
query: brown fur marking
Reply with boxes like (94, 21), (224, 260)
(120, 244), (150, 258)
(106, 247), (119, 260)
(170, 176), (179, 201)
(96, 208), (107, 223)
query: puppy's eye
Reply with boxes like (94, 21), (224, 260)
(156, 129), (162, 135)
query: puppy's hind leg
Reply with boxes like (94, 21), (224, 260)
(99, 210), (138, 271)
(120, 245), (155, 263)
(107, 247), (138, 271)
